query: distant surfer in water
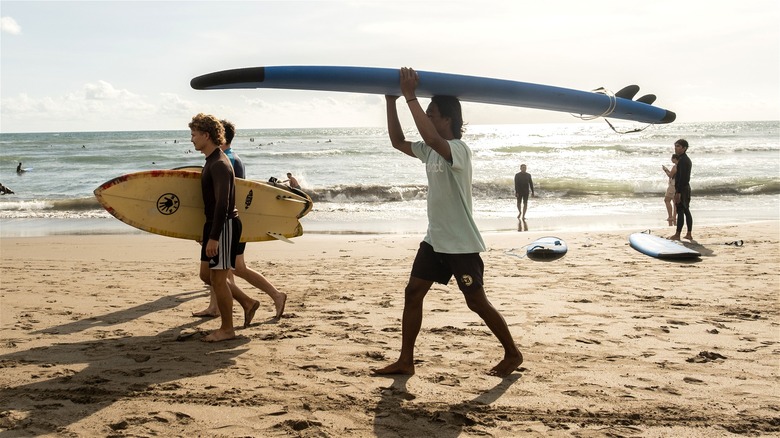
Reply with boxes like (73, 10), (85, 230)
(192, 119), (287, 322)
(669, 139), (693, 241)
(371, 67), (523, 378)
(514, 163), (535, 220)
(281, 172), (301, 190)
(16, 163), (23, 174)
(189, 112), (242, 342)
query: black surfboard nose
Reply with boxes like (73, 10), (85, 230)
(191, 67), (266, 90)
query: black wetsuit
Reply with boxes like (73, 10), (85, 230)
(514, 171), (534, 202)
(202, 148), (238, 241)
(674, 152), (692, 233)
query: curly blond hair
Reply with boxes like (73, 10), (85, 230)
(189, 113), (226, 146)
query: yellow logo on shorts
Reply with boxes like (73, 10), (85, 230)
(461, 274), (473, 287)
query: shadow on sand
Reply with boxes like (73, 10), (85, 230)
(372, 372), (522, 437)
(0, 289), (251, 435)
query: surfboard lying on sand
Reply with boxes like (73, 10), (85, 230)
(526, 236), (568, 260)
(629, 232), (700, 259)
(191, 66), (676, 124)
(94, 170), (313, 242)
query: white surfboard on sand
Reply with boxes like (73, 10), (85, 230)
(629, 232), (700, 259)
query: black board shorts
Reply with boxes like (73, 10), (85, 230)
(411, 241), (484, 293)
(200, 217), (242, 270)
(517, 192), (530, 203)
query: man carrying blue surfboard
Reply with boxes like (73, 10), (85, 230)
(189, 113), (242, 342)
(372, 67), (523, 378)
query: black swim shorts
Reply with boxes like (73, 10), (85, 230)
(200, 217), (242, 270)
(411, 241), (484, 293)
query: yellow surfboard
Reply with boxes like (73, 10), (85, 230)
(94, 170), (313, 242)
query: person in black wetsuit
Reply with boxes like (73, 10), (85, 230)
(192, 119), (287, 322)
(189, 113), (242, 342)
(514, 164), (535, 220)
(669, 139), (693, 241)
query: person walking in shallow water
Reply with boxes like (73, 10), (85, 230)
(371, 67), (523, 378)
(669, 139), (693, 241)
(514, 163), (534, 220)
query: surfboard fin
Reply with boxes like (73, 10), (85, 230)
(276, 195), (308, 203)
(636, 94), (657, 105)
(267, 232), (294, 243)
(615, 85), (640, 100)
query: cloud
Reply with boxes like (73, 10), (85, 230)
(1, 16), (21, 35)
(0, 81), (194, 132)
(81, 80), (137, 100)
(158, 92), (197, 113)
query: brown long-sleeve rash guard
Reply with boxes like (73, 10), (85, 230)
(201, 148), (238, 241)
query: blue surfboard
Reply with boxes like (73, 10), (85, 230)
(191, 66), (675, 124)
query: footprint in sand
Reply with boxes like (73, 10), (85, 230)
(683, 377), (706, 385)
(428, 373), (462, 387)
(686, 351), (727, 363)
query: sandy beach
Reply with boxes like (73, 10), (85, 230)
(1, 221), (778, 437)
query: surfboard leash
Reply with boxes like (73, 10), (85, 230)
(604, 118), (653, 135)
(569, 87), (617, 121)
(504, 246), (529, 259)
(571, 86), (654, 134)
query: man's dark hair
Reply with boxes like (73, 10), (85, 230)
(221, 119), (236, 145)
(431, 95), (465, 139)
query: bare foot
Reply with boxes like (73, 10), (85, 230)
(488, 351), (524, 377)
(192, 309), (219, 318)
(668, 234), (681, 241)
(201, 328), (236, 342)
(371, 361), (415, 376)
(683, 234), (693, 241)
(274, 293), (287, 319)
(244, 300), (260, 328)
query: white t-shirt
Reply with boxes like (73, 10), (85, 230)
(411, 139), (486, 254)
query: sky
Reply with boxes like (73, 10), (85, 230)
(1, 0), (778, 133)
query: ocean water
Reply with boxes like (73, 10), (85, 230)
(0, 121), (778, 237)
